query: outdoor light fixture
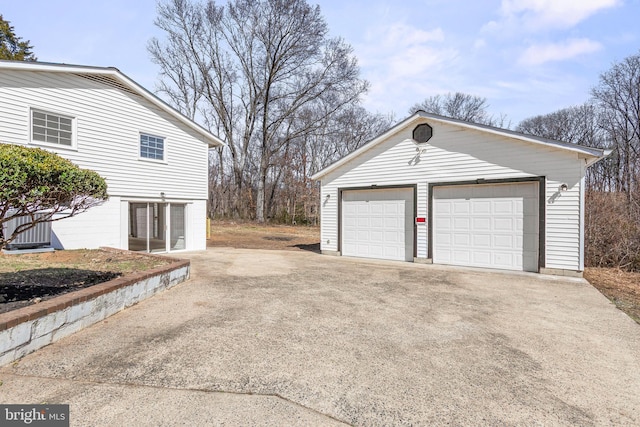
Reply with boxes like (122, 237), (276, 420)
(559, 183), (568, 192)
(160, 192), (166, 200)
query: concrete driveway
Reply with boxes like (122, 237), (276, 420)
(1, 248), (639, 426)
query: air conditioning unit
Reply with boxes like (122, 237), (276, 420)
(2, 214), (52, 250)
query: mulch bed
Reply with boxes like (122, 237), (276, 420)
(0, 269), (121, 314)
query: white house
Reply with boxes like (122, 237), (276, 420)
(0, 60), (224, 253)
(312, 111), (610, 276)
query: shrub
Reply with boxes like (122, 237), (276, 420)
(0, 144), (108, 249)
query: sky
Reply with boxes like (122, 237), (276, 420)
(2, 0), (639, 126)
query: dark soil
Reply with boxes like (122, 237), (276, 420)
(0, 269), (121, 314)
(0, 249), (174, 315)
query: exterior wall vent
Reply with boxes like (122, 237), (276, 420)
(2, 214), (52, 249)
(413, 123), (433, 145)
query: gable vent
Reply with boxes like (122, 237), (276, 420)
(413, 123), (433, 144)
(74, 73), (140, 97)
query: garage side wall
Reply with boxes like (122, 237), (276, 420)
(319, 119), (586, 271)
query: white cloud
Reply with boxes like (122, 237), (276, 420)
(355, 22), (459, 114)
(502, 0), (620, 28)
(474, 38), (487, 49)
(518, 38), (602, 66)
(484, 0), (621, 33)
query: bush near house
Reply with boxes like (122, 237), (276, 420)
(0, 144), (108, 250)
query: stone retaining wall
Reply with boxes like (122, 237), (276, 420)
(0, 250), (190, 366)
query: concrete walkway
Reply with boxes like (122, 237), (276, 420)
(1, 248), (639, 426)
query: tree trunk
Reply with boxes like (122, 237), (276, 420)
(256, 156), (268, 222)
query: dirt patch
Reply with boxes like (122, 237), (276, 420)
(585, 268), (640, 324)
(208, 221), (320, 252)
(0, 249), (173, 314)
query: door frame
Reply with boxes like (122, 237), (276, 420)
(428, 177), (546, 270)
(338, 184), (417, 258)
(127, 201), (189, 253)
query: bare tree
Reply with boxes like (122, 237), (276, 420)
(150, 0), (368, 222)
(591, 50), (640, 203)
(409, 92), (508, 127)
(516, 103), (615, 191)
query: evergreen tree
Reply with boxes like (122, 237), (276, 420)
(0, 15), (36, 61)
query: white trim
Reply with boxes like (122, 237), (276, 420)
(29, 106), (78, 151)
(579, 169), (586, 271)
(312, 112), (610, 180)
(138, 132), (167, 163)
(0, 60), (225, 148)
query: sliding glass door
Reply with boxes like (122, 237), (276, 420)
(170, 204), (186, 250)
(128, 202), (185, 252)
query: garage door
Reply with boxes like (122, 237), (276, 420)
(433, 182), (539, 272)
(342, 188), (414, 261)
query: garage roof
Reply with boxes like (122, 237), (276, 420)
(0, 60), (225, 148)
(312, 111), (611, 180)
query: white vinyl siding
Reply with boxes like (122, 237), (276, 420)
(0, 69), (210, 252)
(0, 70), (208, 200)
(319, 119), (586, 271)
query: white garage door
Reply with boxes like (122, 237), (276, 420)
(342, 188), (414, 261)
(433, 182), (539, 272)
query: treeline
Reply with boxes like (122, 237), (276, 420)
(150, 1), (640, 269)
(516, 51), (640, 270)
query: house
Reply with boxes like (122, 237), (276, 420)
(311, 111), (610, 276)
(0, 60), (224, 253)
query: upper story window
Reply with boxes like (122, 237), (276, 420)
(31, 110), (74, 146)
(140, 133), (165, 161)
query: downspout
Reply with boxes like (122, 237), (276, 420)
(579, 160), (586, 271)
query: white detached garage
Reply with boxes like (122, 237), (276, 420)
(312, 112), (610, 276)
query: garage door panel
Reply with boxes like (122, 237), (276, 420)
(453, 217), (470, 230)
(494, 200), (514, 214)
(473, 200), (491, 214)
(473, 251), (491, 265)
(473, 234), (491, 247)
(435, 217), (452, 230)
(453, 233), (470, 246)
(473, 217), (491, 230)
(453, 201), (471, 214)
(357, 230), (369, 240)
(436, 233), (451, 245)
(370, 230), (383, 242)
(494, 217), (515, 231)
(452, 250), (471, 263)
(342, 188), (413, 262)
(434, 183), (539, 272)
(494, 234), (515, 249)
(356, 204), (369, 214)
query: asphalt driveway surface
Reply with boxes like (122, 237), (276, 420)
(1, 248), (639, 426)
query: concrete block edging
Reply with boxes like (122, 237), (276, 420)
(0, 247), (190, 366)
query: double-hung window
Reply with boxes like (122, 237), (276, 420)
(31, 109), (74, 146)
(140, 133), (165, 161)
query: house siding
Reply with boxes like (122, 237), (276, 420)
(319, 118), (586, 271)
(0, 70), (208, 200)
(0, 69), (210, 252)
